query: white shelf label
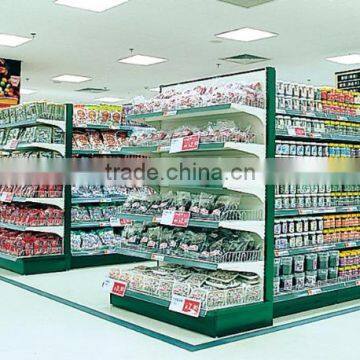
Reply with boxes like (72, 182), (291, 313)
(0, 192), (13, 203)
(4, 139), (18, 150)
(169, 295), (201, 318)
(150, 253), (165, 262)
(307, 288), (322, 296)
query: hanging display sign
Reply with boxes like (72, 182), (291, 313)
(0, 58), (21, 108)
(336, 69), (360, 92)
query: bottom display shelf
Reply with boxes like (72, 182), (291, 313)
(69, 253), (140, 269)
(274, 280), (360, 317)
(110, 294), (273, 337)
(0, 253), (67, 275)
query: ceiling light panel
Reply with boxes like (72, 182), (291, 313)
(95, 97), (124, 103)
(216, 27), (277, 42)
(0, 34), (32, 47)
(118, 55), (167, 66)
(20, 88), (37, 95)
(54, 0), (128, 12)
(52, 74), (92, 83)
(326, 54), (360, 65)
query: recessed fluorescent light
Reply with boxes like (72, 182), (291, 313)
(20, 88), (37, 95)
(95, 97), (124, 103)
(52, 74), (92, 83)
(149, 87), (160, 92)
(326, 54), (360, 65)
(216, 27), (277, 42)
(118, 55), (167, 66)
(54, 0), (128, 12)
(0, 33), (32, 47)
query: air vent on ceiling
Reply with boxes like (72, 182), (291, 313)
(222, 54), (269, 65)
(76, 87), (109, 93)
(219, 0), (274, 8)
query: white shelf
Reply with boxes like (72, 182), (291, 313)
(37, 118), (66, 132)
(223, 142), (265, 158)
(141, 104), (266, 126)
(219, 220), (265, 239)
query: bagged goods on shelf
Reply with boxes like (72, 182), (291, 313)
(0, 229), (62, 257)
(73, 104), (125, 128)
(109, 265), (263, 310)
(0, 185), (63, 198)
(72, 130), (127, 150)
(71, 228), (121, 253)
(122, 189), (262, 222)
(71, 185), (131, 199)
(120, 224), (262, 261)
(129, 81), (265, 115)
(0, 102), (65, 126)
(0, 203), (63, 226)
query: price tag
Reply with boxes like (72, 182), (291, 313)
(111, 281), (127, 297)
(288, 127), (306, 137)
(102, 277), (114, 292)
(298, 209), (314, 215)
(160, 210), (190, 228)
(151, 253), (165, 262)
(99, 222), (107, 227)
(169, 295), (201, 318)
(100, 198), (112, 203)
(4, 139), (18, 150)
(0, 192), (13, 203)
(345, 241), (357, 248)
(169, 135), (200, 153)
(307, 288), (322, 296)
(99, 150), (111, 155)
(163, 110), (177, 117)
(356, 280), (360, 286)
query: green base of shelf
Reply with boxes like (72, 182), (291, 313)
(273, 285), (360, 317)
(70, 254), (140, 269)
(0, 255), (67, 275)
(110, 294), (273, 337)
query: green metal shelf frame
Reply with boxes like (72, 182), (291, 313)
(275, 205), (360, 218)
(276, 109), (360, 123)
(275, 239), (360, 257)
(108, 68), (276, 337)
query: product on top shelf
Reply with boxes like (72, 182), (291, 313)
(0, 185), (63, 198)
(0, 101), (65, 126)
(0, 228), (62, 257)
(73, 104), (125, 128)
(71, 185), (132, 199)
(0, 203), (63, 226)
(120, 224), (262, 261)
(128, 81), (265, 115)
(276, 81), (360, 117)
(109, 264), (263, 310)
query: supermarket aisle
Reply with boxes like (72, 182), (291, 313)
(0, 273), (359, 360)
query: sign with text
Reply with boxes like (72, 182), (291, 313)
(169, 295), (201, 317)
(336, 68), (360, 92)
(169, 135), (200, 153)
(0, 192), (13, 203)
(288, 127), (306, 137)
(160, 210), (190, 228)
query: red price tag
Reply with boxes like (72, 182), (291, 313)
(120, 218), (132, 225)
(169, 295), (201, 317)
(111, 281), (127, 297)
(161, 210), (190, 228)
(181, 134), (200, 151)
(288, 127), (305, 137)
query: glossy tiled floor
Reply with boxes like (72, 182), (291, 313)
(0, 265), (359, 359)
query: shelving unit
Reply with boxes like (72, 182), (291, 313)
(107, 68), (276, 337)
(273, 83), (360, 316)
(0, 102), (70, 275)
